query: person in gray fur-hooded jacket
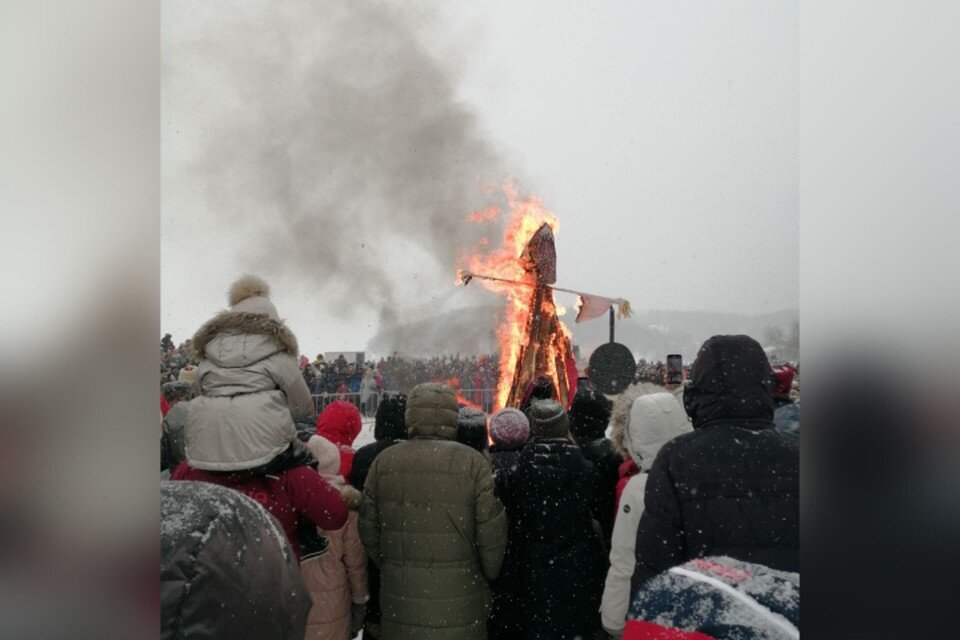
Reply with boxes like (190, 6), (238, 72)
(184, 275), (314, 471)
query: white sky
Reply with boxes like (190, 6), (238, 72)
(162, 0), (797, 355)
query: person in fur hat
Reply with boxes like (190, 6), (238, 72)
(315, 401), (363, 479)
(601, 390), (692, 636)
(184, 275), (314, 471)
(303, 436), (369, 640)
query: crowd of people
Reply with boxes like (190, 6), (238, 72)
(632, 358), (683, 385)
(164, 336), (756, 416)
(164, 333), (500, 417)
(160, 333), (199, 386)
(160, 276), (800, 640)
(300, 354), (500, 415)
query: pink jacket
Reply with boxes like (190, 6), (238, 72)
(302, 485), (368, 640)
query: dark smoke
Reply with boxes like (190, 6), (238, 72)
(168, 1), (516, 350)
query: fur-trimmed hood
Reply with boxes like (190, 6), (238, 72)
(612, 383), (691, 471)
(192, 311), (298, 362)
(611, 383), (644, 460)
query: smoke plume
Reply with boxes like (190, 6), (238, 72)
(165, 1), (515, 352)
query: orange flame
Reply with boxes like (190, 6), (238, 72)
(441, 376), (484, 412)
(461, 181), (573, 410)
(467, 205), (500, 223)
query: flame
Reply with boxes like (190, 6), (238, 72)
(461, 181), (573, 410)
(467, 205), (500, 223)
(441, 376), (484, 412)
(455, 391), (483, 412)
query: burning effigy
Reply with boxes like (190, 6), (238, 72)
(502, 222), (576, 408)
(458, 184), (631, 410)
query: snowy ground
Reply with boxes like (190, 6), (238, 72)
(354, 417), (377, 449)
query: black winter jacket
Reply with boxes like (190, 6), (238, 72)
(573, 436), (621, 546)
(487, 444), (526, 640)
(503, 439), (606, 636)
(630, 335), (800, 590)
(347, 394), (407, 629)
(489, 444), (523, 489)
(570, 387), (620, 545)
(350, 392), (407, 492)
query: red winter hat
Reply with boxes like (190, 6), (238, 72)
(315, 401), (362, 447)
(772, 365), (796, 398)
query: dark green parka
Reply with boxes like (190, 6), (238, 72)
(358, 383), (507, 640)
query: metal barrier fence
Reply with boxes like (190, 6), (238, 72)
(311, 388), (497, 415)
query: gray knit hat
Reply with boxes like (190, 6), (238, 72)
(529, 399), (570, 439)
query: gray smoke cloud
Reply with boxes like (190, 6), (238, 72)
(166, 1), (516, 351)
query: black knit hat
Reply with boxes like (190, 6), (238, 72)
(374, 393), (407, 441)
(457, 407), (489, 453)
(569, 387), (612, 439)
(529, 399), (570, 439)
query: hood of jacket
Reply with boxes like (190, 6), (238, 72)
(161, 480), (311, 640)
(404, 383), (459, 440)
(620, 392), (691, 471)
(192, 311), (298, 368)
(315, 401), (362, 447)
(338, 484), (363, 511)
(611, 382), (647, 459)
(683, 334), (775, 429)
(305, 435), (342, 476)
(612, 384), (692, 469)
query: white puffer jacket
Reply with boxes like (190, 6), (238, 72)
(184, 310), (312, 470)
(600, 389), (692, 634)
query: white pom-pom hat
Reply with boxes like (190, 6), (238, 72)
(228, 274), (279, 320)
